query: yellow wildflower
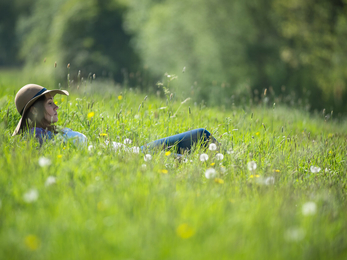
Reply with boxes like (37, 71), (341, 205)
(328, 133), (333, 138)
(165, 151), (171, 156)
(118, 95), (123, 100)
(275, 169), (280, 173)
(161, 169), (168, 174)
(25, 235), (40, 251)
(54, 101), (58, 105)
(87, 112), (95, 118)
(214, 178), (224, 184)
(57, 155), (63, 159)
(210, 163), (215, 166)
(256, 132), (260, 136)
(61, 98), (64, 102)
(99, 133), (108, 137)
(176, 223), (195, 239)
(329, 151), (332, 154)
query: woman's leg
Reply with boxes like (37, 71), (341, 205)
(141, 128), (218, 154)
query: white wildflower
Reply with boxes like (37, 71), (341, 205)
(23, 189), (39, 203)
(227, 148), (234, 154)
(284, 227), (305, 242)
(200, 153), (209, 162)
(209, 143), (217, 151)
(264, 177), (275, 185)
(132, 146), (140, 154)
(310, 166), (321, 173)
(141, 164), (147, 169)
(112, 142), (125, 151)
(183, 158), (188, 163)
(124, 138), (132, 144)
(215, 153), (224, 160)
(45, 176), (56, 187)
(247, 161), (257, 171)
(88, 145), (94, 151)
(144, 154), (152, 161)
(38, 157), (51, 167)
(205, 168), (217, 179)
(302, 201), (317, 216)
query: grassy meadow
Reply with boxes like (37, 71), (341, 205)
(1, 70), (347, 259)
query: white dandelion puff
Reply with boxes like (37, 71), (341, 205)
(124, 138), (132, 144)
(38, 157), (51, 167)
(215, 153), (224, 160)
(141, 164), (147, 169)
(209, 143), (217, 151)
(205, 168), (217, 179)
(23, 189), (39, 203)
(310, 166), (321, 173)
(88, 145), (94, 151)
(45, 176), (56, 187)
(132, 146), (140, 154)
(284, 227), (305, 242)
(200, 153), (209, 162)
(264, 177), (275, 185)
(112, 142), (125, 151)
(247, 161), (257, 171)
(302, 201), (317, 216)
(144, 154), (152, 161)
(227, 148), (234, 154)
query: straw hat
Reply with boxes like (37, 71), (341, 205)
(12, 84), (69, 136)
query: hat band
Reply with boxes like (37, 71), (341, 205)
(20, 88), (47, 115)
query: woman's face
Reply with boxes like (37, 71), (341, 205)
(44, 94), (59, 123)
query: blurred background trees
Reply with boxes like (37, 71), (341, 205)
(1, 0), (347, 113)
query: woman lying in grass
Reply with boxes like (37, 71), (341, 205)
(13, 84), (219, 155)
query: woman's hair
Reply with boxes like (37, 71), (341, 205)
(20, 95), (57, 134)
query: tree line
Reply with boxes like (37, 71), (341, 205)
(1, 0), (347, 113)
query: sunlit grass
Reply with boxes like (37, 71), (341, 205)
(1, 75), (347, 259)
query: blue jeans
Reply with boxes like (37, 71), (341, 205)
(141, 128), (218, 155)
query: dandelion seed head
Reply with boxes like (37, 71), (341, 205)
(216, 153), (224, 160)
(132, 146), (140, 154)
(209, 143), (217, 151)
(247, 161), (257, 171)
(284, 227), (305, 242)
(144, 154), (152, 161)
(124, 138), (132, 144)
(310, 166), (321, 173)
(88, 145), (94, 151)
(205, 168), (217, 179)
(264, 177), (275, 185)
(23, 189), (39, 203)
(227, 148), (234, 154)
(45, 176), (56, 187)
(200, 153), (209, 162)
(38, 157), (51, 167)
(302, 201), (317, 216)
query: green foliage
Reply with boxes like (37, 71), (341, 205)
(17, 0), (139, 82)
(125, 0), (347, 112)
(1, 76), (347, 259)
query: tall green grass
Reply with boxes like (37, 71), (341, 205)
(1, 70), (347, 259)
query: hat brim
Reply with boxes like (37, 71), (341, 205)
(12, 89), (69, 136)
